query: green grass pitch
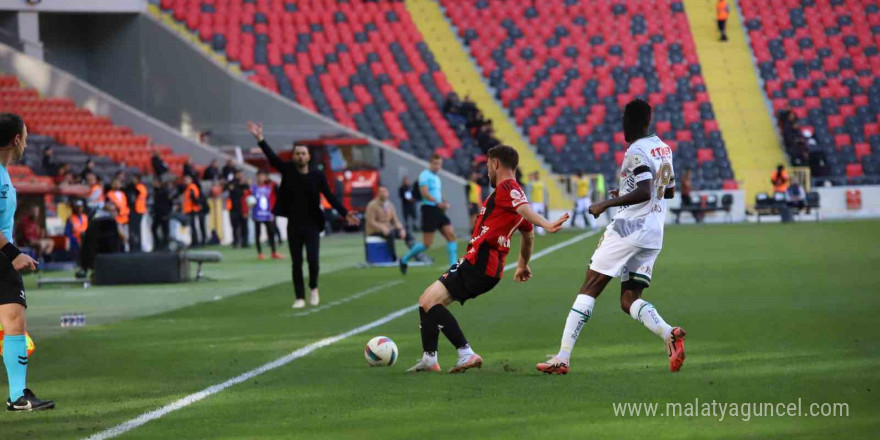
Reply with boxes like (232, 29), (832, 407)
(2, 221), (879, 439)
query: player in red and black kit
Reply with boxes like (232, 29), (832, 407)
(407, 145), (569, 373)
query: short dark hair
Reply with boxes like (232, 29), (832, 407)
(487, 145), (519, 170)
(623, 99), (652, 141)
(0, 113), (24, 147)
(429, 153), (442, 161)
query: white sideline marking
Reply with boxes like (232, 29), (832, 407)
(292, 280), (405, 317)
(83, 230), (599, 440)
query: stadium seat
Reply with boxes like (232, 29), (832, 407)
(439, 0), (734, 188)
(159, 0), (465, 174)
(740, 0), (880, 184)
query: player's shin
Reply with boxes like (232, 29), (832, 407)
(2, 334), (27, 401)
(418, 308), (439, 359)
(558, 294), (595, 359)
(401, 242), (426, 264)
(427, 305), (469, 356)
(446, 241), (458, 267)
(629, 298), (672, 339)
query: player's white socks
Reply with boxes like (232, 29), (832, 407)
(629, 298), (672, 339)
(558, 294), (595, 360)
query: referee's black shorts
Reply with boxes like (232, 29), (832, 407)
(438, 260), (499, 305)
(0, 253), (26, 308)
(420, 204), (451, 233)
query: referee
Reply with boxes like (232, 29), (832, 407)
(247, 122), (359, 309)
(0, 114), (54, 411)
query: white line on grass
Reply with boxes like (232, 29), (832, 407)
(292, 280), (405, 317)
(83, 230), (599, 440)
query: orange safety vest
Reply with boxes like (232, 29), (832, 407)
(134, 183), (148, 214)
(107, 190), (130, 224)
(771, 170), (789, 193)
(69, 213), (88, 244)
(183, 183), (201, 214)
(716, 0), (729, 21)
(89, 184), (104, 204)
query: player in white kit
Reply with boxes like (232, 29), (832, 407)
(537, 99), (686, 375)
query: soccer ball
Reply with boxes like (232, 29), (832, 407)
(364, 336), (398, 367)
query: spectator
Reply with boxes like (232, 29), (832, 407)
(771, 164), (789, 194)
(79, 202), (123, 274)
(527, 172), (549, 235)
(571, 170), (595, 229)
(717, 0), (729, 41)
(183, 157), (198, 180)
(151, 178), (173, 251)
(680, 169), (704, 223)
(788, 180), (806, 212)
(251, 170), (282, 259)
(151, 152), (169, 177)
(129, 174), (148, 252)
(181, 174), (203, 248)
(64, 200), (88, 261)
(398, 176), (417, 234)
(202, 159), (221, 182)
(53, 163), (70, 185)
(85, 172), (104, 214)
(365, 186), (407, 261)
(16, 205), (54, 261)
(105, 177), (131, 246)
(226, 170), (250, 248)
(221, 158), (237, 182)
(80, 158), (97, 181)
(41, 146), (56, 176)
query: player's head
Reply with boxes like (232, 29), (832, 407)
(182, 174), (193, 185)
(428, 154), (442, 173)
(28, 204), (39, 218)
(0, 113), (27, 161)
(111, 177), (123, 190)
(623, 99), (652, 143)
(132, 173), (141, 184)
(486, 145), (519, 187)
(376, 185), (389, 201)
(72, 199), (84, 214)
(777, 164), (785, 172)
(257, 170), (268, 183)
(86, 172), (97, 185)
(292, 144), (310, 167)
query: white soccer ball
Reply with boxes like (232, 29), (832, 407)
(246, 195), (257, 207)
(364, 336), (398, 367)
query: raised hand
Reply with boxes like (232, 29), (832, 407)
(246, 121), (264, 142)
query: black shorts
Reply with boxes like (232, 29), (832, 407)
(421, 205), (451, 233)
(438, 260), (500, 305)
(0, 254), (26, 308)
(468, 202), (480, 216)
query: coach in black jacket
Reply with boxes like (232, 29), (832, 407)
(247, 121), (359, 309)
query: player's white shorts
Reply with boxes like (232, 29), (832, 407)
(589, 229), (660, 287)
(575, 197), (591, 212)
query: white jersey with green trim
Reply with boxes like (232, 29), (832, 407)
(609, 135), (675, 250)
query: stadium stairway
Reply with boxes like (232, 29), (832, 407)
(405, 0), (570, 209)
(683, 0), (785, 202)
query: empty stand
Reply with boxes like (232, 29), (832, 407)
(441, 0), (736, 189)
(741, 0), (880, 185)
(159, 0), (469, 173)
(0, 75), (191, 177)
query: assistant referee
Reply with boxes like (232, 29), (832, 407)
(247, 121), (359, 309)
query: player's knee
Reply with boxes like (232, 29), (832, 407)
(418, 293), (437, 311)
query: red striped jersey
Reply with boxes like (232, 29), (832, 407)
(464, 179), (534, 278)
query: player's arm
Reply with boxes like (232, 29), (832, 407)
(514, 227), (534, 283)
(247, 121), (285, 172)
(515, 203), (569, 233)
(589, 166), (653, 217)
(0, 231), (37, 272)
(318, 174), (359, 226)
